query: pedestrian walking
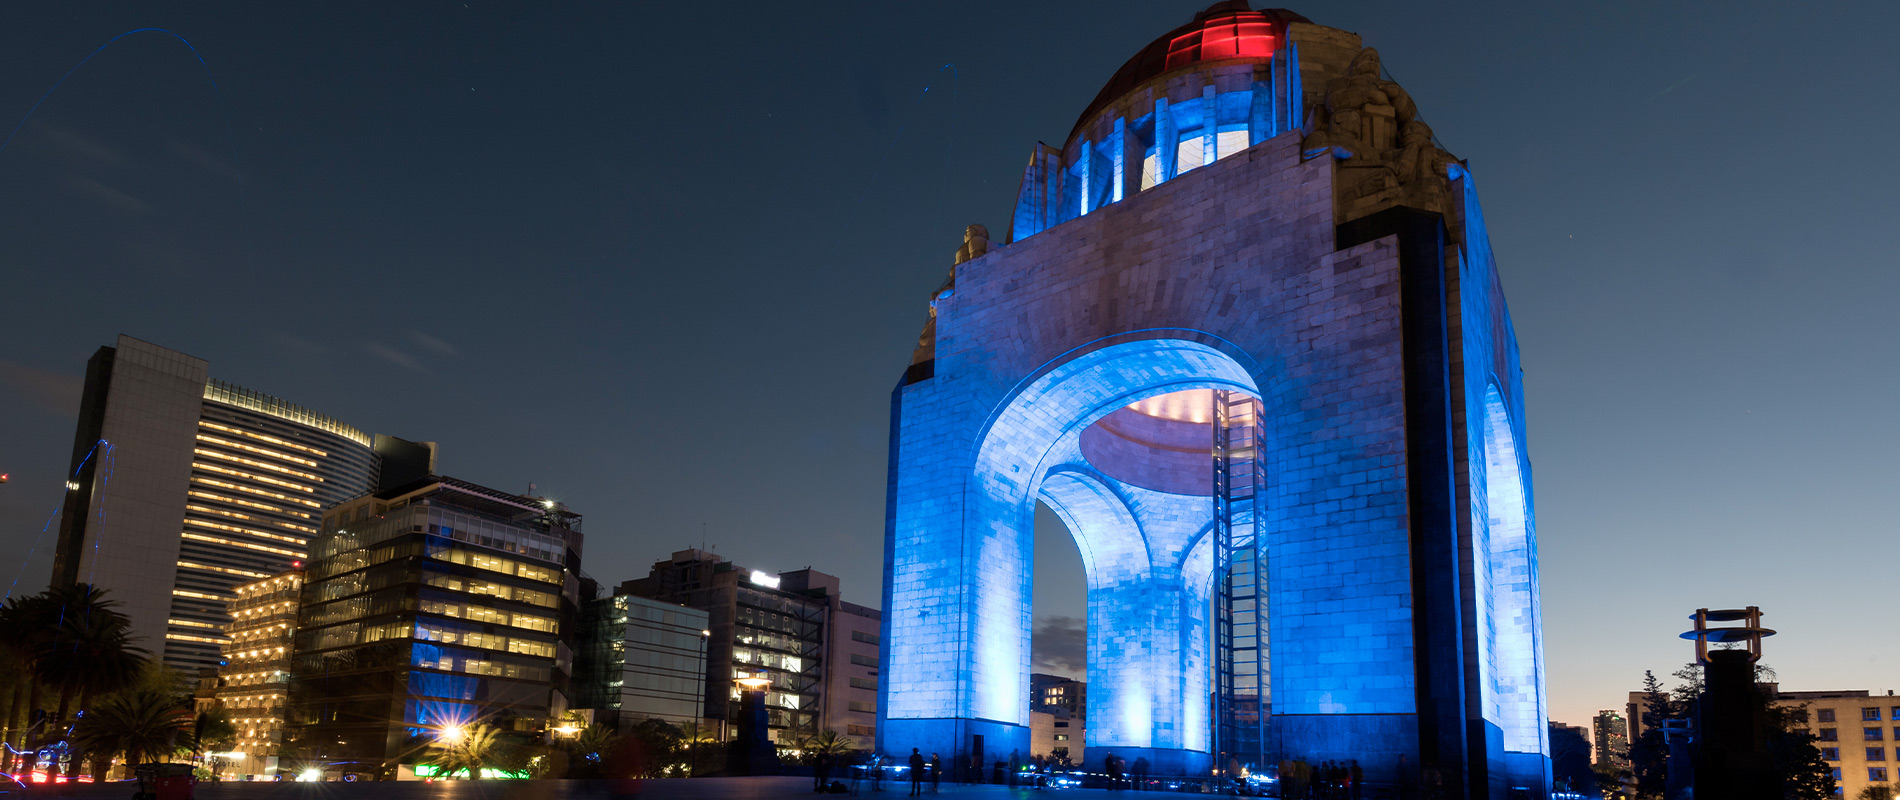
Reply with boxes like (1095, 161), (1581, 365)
(908, 749), (926, 797)
(1131, 756), (1148, 791)
(1349, 759), (1362, 800)
(930, 753), (941, 793)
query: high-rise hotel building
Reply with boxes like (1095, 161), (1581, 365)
(52, 335), (431, 675)
(217, 569), (304, 779)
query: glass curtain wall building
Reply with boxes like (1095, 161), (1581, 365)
(52, 335), (432, 676)
(287, 477), (582, 777)
(572, 595), (711, 731)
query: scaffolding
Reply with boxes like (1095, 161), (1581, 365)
(1212, 389), (1269, 776)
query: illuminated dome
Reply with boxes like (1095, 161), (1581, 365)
(1069, 3), (1309, 147)
(1000, 2), (1324, 243)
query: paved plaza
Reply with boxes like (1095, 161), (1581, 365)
(5, 777), (1226, 800)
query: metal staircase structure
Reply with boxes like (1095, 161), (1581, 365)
(1212, 389), (1269, 776)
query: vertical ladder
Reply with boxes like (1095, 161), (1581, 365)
(1212, 389), (1269, 777)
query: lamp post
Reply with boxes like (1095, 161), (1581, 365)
(692, 628), (710, 777)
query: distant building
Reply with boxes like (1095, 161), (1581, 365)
(216, 569), (303, 779)
(1592, 709), (1630, 772)
(1775, 688), (1900, 800)
(821, 595), (882, 743)
(1548, 721), (1597, 795)
(618, 549), (881, 746)
(1030, 708), (1086, 766)
(51, 335), (432, 675)
(572, 594), (711, 731)
(1030, 673), (1086, 720)
(287, 476), (583, 778)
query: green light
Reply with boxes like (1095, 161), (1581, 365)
(411, 764), (529, 780)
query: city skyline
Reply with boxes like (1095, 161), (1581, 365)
(2, 0), (1897, 748)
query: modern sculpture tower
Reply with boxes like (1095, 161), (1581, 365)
(878, 4), (1548, 797)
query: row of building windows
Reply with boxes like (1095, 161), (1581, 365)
(1819, 747), (1900, 762)
(1817, 707), (1900, 723)
(1814, 727), (1900, 741)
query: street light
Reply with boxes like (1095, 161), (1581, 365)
(692, 629), (712, 777)
(437, 724), (467, 745)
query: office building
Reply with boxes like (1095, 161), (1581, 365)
(1592, 709), (1629, 772)
(216, 569), (304, 779)
(618, 550), (881, 746)
(51, 335), (431, 674)
(1030, 673), (1087, 720)
(822, 594), (881, 743)
(573, 594), (712, 731)
(1777, 689), (1900, 799)
(286, 476), (582, 778)
(1030, 708), (1086, 766)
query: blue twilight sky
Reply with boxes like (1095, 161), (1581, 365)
(1, 1), (1896, 735)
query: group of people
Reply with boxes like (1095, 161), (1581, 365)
(1275, 758), (1364, 800)
(1100, 753), (1151, 790)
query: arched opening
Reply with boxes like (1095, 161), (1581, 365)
(958, 337), (1262, 775)
(1030, 501), (1089, 768)
(1477, 384), (1546, 770)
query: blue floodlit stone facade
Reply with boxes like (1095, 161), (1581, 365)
(879, 4), (1548, 796)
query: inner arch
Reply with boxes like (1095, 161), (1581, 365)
(966, 336), (1262, 769)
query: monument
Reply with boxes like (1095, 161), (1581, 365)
(878, 4), (1548, 796)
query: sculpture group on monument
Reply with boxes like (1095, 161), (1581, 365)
(878, 4), (1550, 797)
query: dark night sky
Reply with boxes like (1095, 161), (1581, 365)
(2, 2), (1896, 732)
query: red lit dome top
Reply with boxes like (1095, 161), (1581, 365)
(1069, 2), (1309, 143)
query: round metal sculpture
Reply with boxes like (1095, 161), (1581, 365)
(1681, 606), (1775, 663)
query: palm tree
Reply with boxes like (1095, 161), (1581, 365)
(0, 595), (42, 773)
(800, 729), (855, 760)
(426, 724), (504, 779)
(73, 688), (189, 776)
(31, 584), (147, 777)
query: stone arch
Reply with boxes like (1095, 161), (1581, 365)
(953, 335), (1261, 770)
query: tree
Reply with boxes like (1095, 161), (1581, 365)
(1857, 786), (1893, 800)
(1631, 670), (1678, 800)
(74, 688), (190, 773)
(190, 706), (238, 759)
(33, 586), (149, 777)
(426, 724), (504, 779)
(1762, 702), (1835, 800)
(622, 717), (685, 778)
(563, 724), (619, 778)
(800, 729), (856, 762)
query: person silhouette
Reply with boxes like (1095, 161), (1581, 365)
(908, 749), (926, 796)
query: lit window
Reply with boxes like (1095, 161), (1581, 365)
(1867, 728), (1885, 741)
(1821, 748), (1838, 761)
(1872, 768), (1889, 782)
(1866, 708), (1883, 722)
(1176, 134), (1208, 174)
(1215, 128), (1250, 160)
(1867, 748), (1886, 762)
(1819, 729), (1838, 741)
(1140, 151), (1161, 190)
